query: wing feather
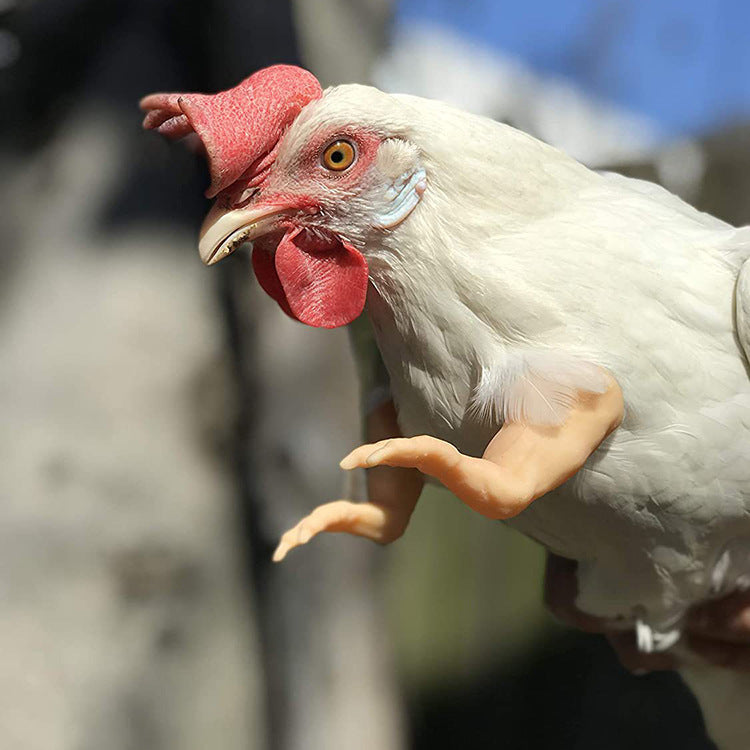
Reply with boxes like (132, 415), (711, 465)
(736, 256), (750, 369)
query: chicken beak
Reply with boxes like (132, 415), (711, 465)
(198, 202), (290, 266)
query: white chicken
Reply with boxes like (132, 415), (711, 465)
(142, 65), (750, 748)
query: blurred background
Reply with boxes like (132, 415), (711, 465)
(2, 0), (749, 748)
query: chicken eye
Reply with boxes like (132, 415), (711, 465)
(322, 140), (356, 171)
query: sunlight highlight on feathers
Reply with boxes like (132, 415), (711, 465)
(469, 350), (608, 425)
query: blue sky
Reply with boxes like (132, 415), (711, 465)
(396, 0), (750, 137)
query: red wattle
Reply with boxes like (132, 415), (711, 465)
(252, 228), (368, 328)
(251, 236), (294, 318)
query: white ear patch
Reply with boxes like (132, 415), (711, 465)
(373, 168), (427, 229)
(470, 350), (609, 426)
(373, 139), (426, 229)
(374, 138), (420, 179)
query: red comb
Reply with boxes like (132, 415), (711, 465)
(140, 65), (322, 198)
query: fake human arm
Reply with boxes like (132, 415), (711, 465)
(273, 367), (622, 561)
(340, 368), (624, 521)
(272, 398), (423, 562)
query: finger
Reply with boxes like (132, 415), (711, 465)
(607, 631), (676, 674)
(273, 501), (360, 561)
(543, 554), (611, 633)
(687, 590), (750, 644)
(272, 535), (293, 563)
(272, 527), (300, 563)
(272, 519), (318, 563)
(364, 436), (458, 472)
(339, 440), (391, 470)
(687, 634), (750, 671)
(340, 436), (459, 472)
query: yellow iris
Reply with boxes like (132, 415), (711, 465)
(322, 140), (356, 171)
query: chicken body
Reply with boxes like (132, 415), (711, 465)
(352, 91), (750, 745)
(334, 86), (750, 644)
(143, 71), (750, 746)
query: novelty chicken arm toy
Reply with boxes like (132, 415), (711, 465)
(142, 65), (750, 749)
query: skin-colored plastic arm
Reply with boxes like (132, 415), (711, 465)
(341, 368), (623, 519)
(272, 399), (423, 562)
(273, 367), (623, 561)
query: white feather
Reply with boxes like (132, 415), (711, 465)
(470, 349), (608, 425)
(282, 83), (750, 747)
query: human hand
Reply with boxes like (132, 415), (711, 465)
(272, 399), (424, 562)
(544, 553), (750, 673)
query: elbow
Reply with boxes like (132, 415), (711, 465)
(600, 370), (625, 435)
(375, 512), (411, 545)
(488, 477), (537, 520)
(376, 528), (404, 546)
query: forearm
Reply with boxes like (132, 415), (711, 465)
(364, 399), (423, 539)
(273, 398), (423, 561)
(341, 368), (624, 522)
(451, 370), (624, 519)
(278, 369), (623, 561)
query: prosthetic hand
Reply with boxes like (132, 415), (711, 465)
(274, 368), (623, 561)
(273, 399), (423, 561)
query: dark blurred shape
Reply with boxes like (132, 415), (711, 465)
(411, 633), (714, 750)
(0, 0), (301, 227)
(2, 2), (406, 749)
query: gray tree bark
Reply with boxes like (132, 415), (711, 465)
(0, 1), (405, 747)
